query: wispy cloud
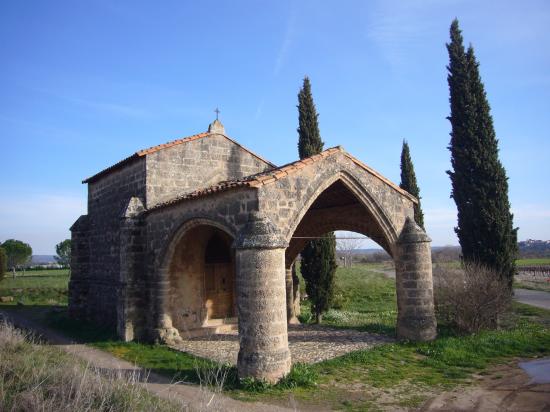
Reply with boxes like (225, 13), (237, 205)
(30, 87), (150, 118)
(365, 0), (460, 70)
(60, 95), (150, 117)
(0, 194), (86, 254)
(273, 5), (297, 76)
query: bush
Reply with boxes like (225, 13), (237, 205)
(0, 247), (6, 281)
(433, 262), (511, 334)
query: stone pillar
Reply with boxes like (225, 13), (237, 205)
(395, 217), (437, 341)
(285, 263), (300, 324)
(68, 215), (90, 319)
(235, 213), (291, 383)
(152, 272), (181, 344)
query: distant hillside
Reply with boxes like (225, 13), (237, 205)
(519, 239), (550, 258)
(31, 255), (56, 264)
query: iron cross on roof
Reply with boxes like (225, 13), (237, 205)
(214, 107), (220, 120)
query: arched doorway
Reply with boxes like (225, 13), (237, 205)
(163, 223), (236, 335)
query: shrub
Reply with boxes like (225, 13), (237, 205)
(433, 262), (511, 334)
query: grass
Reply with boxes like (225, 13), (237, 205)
(54, 310), (227, 386)
(2, 264), (550, 411)
(299, 264), (398, 335)
(0, 320), (181, 411)
(0, 269), (69, 305)
(34, 309), (315, 394)
(516, 258), (550, 266)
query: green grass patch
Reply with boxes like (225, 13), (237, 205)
(41, 309), (318, 395)
(516, 258), (550, 266)
(0, 269), (69, 306)
(297, 264), (397, 335)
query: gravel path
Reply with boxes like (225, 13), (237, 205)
(173, 324), (394, 365)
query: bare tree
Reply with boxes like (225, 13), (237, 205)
(336, 232), (364, 268)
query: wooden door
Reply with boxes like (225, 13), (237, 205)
(205, 262), (234, 319)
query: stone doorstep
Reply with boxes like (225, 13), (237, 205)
(179, 319), (238, 339)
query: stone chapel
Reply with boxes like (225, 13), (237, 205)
(69, 119), (436, 382)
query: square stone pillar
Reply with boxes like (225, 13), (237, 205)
(395, 218), (437, 341)
(235, 213), (291, 383)
(118, 197), (146, 341)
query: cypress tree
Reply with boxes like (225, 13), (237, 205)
(446, 19), (517, 289)
(399, 140), (425, 229)
(297, 77), (324, 158)
(297, 76), (337, 323)
(300, 236), (337, 323)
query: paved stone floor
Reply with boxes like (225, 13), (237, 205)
(172, 324), (394, 365)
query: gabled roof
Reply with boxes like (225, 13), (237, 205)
(82, 131), (276, 184)
(148, 146), (417, 212)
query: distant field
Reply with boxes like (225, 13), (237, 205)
(432, 258), (550, 267)
(0, 269), (69, 305)
(516, 258), (550, 266)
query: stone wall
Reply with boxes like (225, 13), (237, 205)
(71, 159), (147, 328)
(146, 133), (272, 208)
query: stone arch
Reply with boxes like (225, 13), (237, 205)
(281, 171), (436, 344)
(154, 217), (236, 341)
(158, 217), (236, 274)
(285, 172), (398, 269)
(284, 171), (398, 255)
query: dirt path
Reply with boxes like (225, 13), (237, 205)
(420, 358), (550, 411)
(0, 309), (293, 412)
(514, 288), (550, 310)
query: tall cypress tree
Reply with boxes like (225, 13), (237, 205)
(399, 140), (425, 229)
(297, 77), (324, 158)
(446, 19), (517, 289)
(297, 76), (337, 323)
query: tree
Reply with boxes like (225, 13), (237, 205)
(301, 236), (337, 323)
(0, 247), (7, 282)
(55, 239), (71, 268)
(1, 239), (32, 278)
(399, 140), (425, 229)
(297, 76), (324, 159)
(336, 233), (364, 268)
(297, 76), (337, 323)
(446, 19), (517, 289)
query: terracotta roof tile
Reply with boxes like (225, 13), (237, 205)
(147, 145), (417, 213)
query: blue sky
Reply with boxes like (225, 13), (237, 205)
(1, 0), (549, 254)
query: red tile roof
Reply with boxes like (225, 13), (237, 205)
(147, 146), (417, 212)
(82, 131), (275, 183)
